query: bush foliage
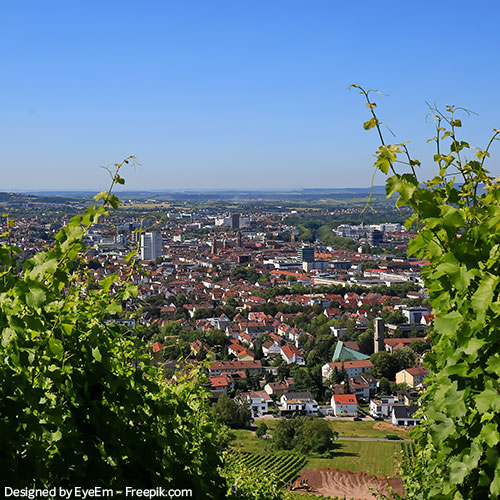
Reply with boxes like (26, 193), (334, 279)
(354, 85), (500, 499)
(0, 160), (225, 497)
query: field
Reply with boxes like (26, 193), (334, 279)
(232, 430), (402, 477)
(229, 450), (307, 485)
(256, 418), (410, 439)
(305, 440), (401, 477)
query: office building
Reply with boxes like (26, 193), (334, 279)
(140, 232), (162, 260)
(297, 246), (314, 263)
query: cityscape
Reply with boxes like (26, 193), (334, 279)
(1, 2), (499, 500)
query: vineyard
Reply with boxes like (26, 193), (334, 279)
(402, 441), (416, 458)
(229, 450), (307, 485)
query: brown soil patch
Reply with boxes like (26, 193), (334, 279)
(297, 468), (404, 500)
(373, 421), (404, 432)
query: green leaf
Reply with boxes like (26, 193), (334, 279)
(105, 303), (122, 315)
(26, 287), (47, 308)
(471, 274), (498, 315)
(433, 310), (463, 334)
(480, 422), (500, 447)
(476, 381), (500, 413)
(449, 460), (468, 484)
(48, 338), (64, 359)
(91, 347), (102, 363)
(491, 471), (500, 498)
(51, 430), (62, 442)
(486, 355), (500, 375)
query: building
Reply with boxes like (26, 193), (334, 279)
(239, 391), (273, 416)
(140, 232), (162, 261)
(401, 306), (429, 324)
(331, 340), (370, 362)
(209, 360), (262, 376)
(280, 392), (319, 416)
(367, 229), (383, 247)
(280, 344), (305, 365)
(395, 366), (428, 387)
(231, 213), (240, 229)
(391, 405), (421, 427)
(331, 394), (358, 416)
(322, 359), (374, 381)
(297, 246), (314, 263)
(374, 317), (385, 353)
(369, 396), (398, 418)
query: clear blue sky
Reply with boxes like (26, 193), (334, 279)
(2, 1), (499, 191)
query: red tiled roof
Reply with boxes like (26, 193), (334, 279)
(333, 394), (357, 404)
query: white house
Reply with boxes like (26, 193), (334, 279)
(331, 394), (358, 416)
(322, 360), (374, 381)
(239, 391), (273, 416)
(281, 344), (305, 365)
(280, 392), (319, 416)
(391, 405), (421, 427)
(369, 396), (397, 418)
(262, 340), (281, 356)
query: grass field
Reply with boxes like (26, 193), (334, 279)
(305, 440), (401, 477)
(232, 429), (402, 477)
(256, 418), (410, 439)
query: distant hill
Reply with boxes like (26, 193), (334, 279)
(12, 186), (387, 202)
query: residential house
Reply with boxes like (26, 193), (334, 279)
(264, 380), (291, 397)
(239, 391), (273, 416)
(280, 392), (319, 416)
(322, 359), (374, 381)
(262, 340), (281, 356)
(391, 405), (421, 427)
(395, 366), (428, 387)
(281, 344), (305, 365)
(331, 394), (358, 416)
(369, 396), (397, 418)
(209, 360), (262, 376)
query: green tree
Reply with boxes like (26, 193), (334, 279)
(393, 346), (417, 371)
(370, 351), (400, 380)
(272, 418), (297, 451)
(378, 377), (391, 395)
(295, 418), (334, 454)
(255, 421), (268, 438)
(212, 394), (251, 429)
(410, 339), (431, 355)
(355, 85), (500, 499)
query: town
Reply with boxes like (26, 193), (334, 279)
(1, 191), (430, 437)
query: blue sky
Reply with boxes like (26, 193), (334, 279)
(1, 1), (499, 190)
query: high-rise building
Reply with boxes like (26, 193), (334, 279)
(140, 232), (162, 260)
(368, 229), (383, 247)
(231, 213), (240, 229)
(297, 246), (314, 263)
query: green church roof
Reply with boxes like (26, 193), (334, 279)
(332, 340), (370, 362)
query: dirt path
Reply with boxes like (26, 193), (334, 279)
(297, 468), (404, 500)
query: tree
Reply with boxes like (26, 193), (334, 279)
(295, 418), (334, 454)
(354, 85), (500, 499)
(0, 160), (226, 497)
(378, 377), (391, 395)
(370, 351), (400, 380)
(393, 346), (417, 371)
(256, 422), (268, 438)
(273, 417), (334, 455)
(272, 418), (297, 451)
(212, 394), (251, 429)
(410, 339), (431, 355)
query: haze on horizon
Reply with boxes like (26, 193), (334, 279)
(1, 1), (499, 191)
